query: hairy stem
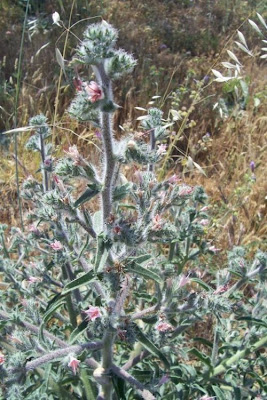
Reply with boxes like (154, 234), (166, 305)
(95, 64), (116, 225)
(26, 342), (102, 371)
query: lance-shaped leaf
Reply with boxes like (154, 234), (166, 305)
(188, 348), (212, 367)
(113, 183), (131, 201)
(39, 295), (66, 342)
(62, 270), (95, 295)
(126, 262), (161, 284)
(69, 320), (89, 344)
(134, 325), (170, 368)
(190, 278), (212, 291)
(74, 183), (101, 208)
(94, 233), (113, 273)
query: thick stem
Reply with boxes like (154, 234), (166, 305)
(148, 128), (156, 172)
(95, 64), (116, 225)
(100, 330), (116, 399)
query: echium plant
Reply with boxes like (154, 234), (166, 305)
(0, 20), (267, 400)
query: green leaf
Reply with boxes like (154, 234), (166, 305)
(188, 348), (211, 367)
(39, 297), (66, 342)
(128, 254), (152, 265)
(190, 278), (212, 291)
(113, 183), (131, 201)
(94, 234), (112, 273)
(135, 325), (170, 369)
(237, 316), (267, 328)
(74, 183), (101, 208)
(92, 211), (103, 235)
(126, 263), (161, 284)
(69, 320), (88, 344)
(193, 337), (213, 348)
(62, 270), (95, 295)
(212, 385), (226, 400)
(111, 375), (126, 400)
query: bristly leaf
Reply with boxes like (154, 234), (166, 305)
(189, 348), (212, 367)
(126, 262), (161, 284)
(113, 183), (131, 201)
(134, 325), (170, 369)
(69, 320), (89, 344)
(74, 183), (101, 208)
(62, 270), (95, 295)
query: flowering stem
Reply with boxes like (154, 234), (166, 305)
(95, 64), (116, 225)
(149, 129), (156, 172)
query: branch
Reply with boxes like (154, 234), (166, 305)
(212, 334), (267, 377)
(26, 341), (102, 371)
(0, 309), (67, 348)
(122, 350), (150, 371)
(131, 305), (159, 321)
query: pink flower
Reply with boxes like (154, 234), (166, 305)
(84, 306), (101, 321)
(178, 274), (190, 288)
(156, 322), (173, 332)
(50, 240), (63, 251)
(85, 81), (104, 103)
(28, 224), (40, 234)
(68, 356), (80, 375)
(64, 145), (84, 166)
(95, 130), (102, 138)
(199, 396), (216, 400)
(179, 185), (194, 196)
(157, 144), (167, 155)
(151, 214), (163, 231)
(0, 352), (5, 365)
(200, 206), (209, 212)
(208, 245), (220, 253)
(198, 219), (209, 226)
(73, 77), (83, 91)
(213, 284), (228, 295)
(28, 276), (41, 284)
(168, 174), (180, 184)
(53, 175), (65, 192)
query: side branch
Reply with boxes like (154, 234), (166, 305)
(26, 342), (102, 371)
